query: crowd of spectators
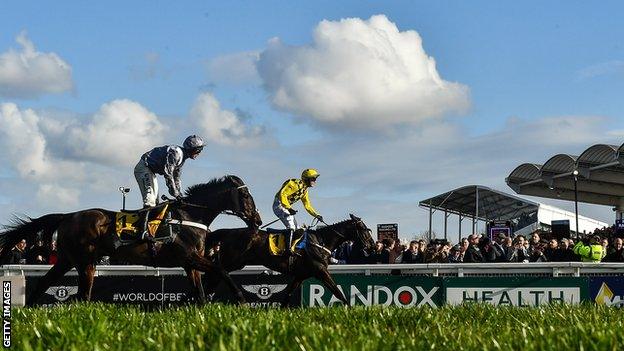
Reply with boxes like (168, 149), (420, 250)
(4, 226), (624, 265)
(2, 238), (57, 265)
(332, 226), (624, 264)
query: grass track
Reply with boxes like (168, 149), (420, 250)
(12, 303), (624, 351)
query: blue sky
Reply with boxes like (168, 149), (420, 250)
(1, 1), (623, 240)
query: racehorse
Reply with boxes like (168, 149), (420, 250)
(0, 175), (262, 305)
(204, 214), (375, 306)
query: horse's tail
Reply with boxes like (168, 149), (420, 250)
(0, 213), (68, 263)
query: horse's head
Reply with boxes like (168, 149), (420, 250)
(184, 175), (262, 228)
(226, 175), (262, 228)
(344, 214), (375, 252)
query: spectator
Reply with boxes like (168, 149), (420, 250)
(463, 234), (485, 263)
(458, 238), (469, 262)
(27, 239), (49, 264)
(207, 242), (220, 259)
(528, 231), (541, 254)
(529, 240), (548, 262)
(401, 240), (423, 263)
(544, 238), (560, 261)
(425, 240), (450, 263)
(380, 238), (397, 264)
(602, 238), (609, 254)
(417, 239), (427, 257)
(508, 235), (530, 262)
(9, 239), (27, 264)
(369, 241), (384, 264)
(502, 236), (514, 260)
(478, 237), (498, 262)
(604, 237), (624, 262)
(573, 235), (604, 262)
(448, 245), (462, 263)
(492, 234), (507, 262)
(393, 242), (407, 263)
(557, 238), (577, 262)
(48, 240), (58, 264)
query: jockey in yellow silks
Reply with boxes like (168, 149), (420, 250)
(273, 169), (323, 255)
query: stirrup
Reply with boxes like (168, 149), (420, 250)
(141, 231), (155, 242)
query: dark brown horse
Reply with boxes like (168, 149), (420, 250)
(0, 175), (262, 305)
(205, 214), (375, 306)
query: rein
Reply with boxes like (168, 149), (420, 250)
(306, 218), (369, 257)
(316, 218), (347, 239)
(306, 219), (348, 256)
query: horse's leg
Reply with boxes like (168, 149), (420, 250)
(26, 257), (73, 306)
(281, 277), (304, 308)
(315, 267), (349, 306)
(187, 253), (246, 304)
(76, 263), (96, 301)
(183, 267), (205, 304)
(202, 270), (220, 300)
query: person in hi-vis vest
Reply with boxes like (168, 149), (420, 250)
(573, 235), (605, 262)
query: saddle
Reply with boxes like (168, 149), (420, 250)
(267, 228), (306, 256)
(114, 204), (176, 245)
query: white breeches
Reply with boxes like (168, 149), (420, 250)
(134, 160), (158, 207)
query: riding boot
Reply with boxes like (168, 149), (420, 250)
(286, 230), (300, 257)
(141, 208), (154, 242)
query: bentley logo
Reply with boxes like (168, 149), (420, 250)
(45, 286), (78, 302)
(242, 284), (288, 300)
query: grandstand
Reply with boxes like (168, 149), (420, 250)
(506, 143), (624, 222)
(419, 185), (607, 241)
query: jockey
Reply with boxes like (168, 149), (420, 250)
(273, 168), (323, 255)
(134, 135), (204, 240)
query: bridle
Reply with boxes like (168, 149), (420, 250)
(307, 217), (371, 256)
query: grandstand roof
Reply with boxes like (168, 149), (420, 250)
(419, 185), (539, 221)
(506, 143), (624, 207)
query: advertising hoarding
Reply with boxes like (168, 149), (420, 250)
(444, 277), (588, 306)
(302, 275), (442, 307)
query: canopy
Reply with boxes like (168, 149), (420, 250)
(419, 185), (538, 222)
(506, 143), (624, 208)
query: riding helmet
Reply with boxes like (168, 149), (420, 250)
(183, 135), (204, 153)
(301, 168), (320, 181)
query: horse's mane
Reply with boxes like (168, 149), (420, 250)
(320, 218), (353, 229)
(184, 175), (242, 202)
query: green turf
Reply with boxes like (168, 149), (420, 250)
(12, 303), (624, 351)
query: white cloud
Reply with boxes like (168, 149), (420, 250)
(0, 32), (73, 98)
(36, 183), (80, 208)
(207, 51), (260, 84)
(189, 92), (265, 145)
(577, 60), (624, 80)
(256, 14), (470, 130)
(67, 99), (166, 167)
(0, 103), (83, 182)
(0, 100), (165, 209)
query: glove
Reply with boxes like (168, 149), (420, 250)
(316, 215), (324, 223)
(287, 208), (297, 215)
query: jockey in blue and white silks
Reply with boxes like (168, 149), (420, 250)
(134, 135), (204, 207)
